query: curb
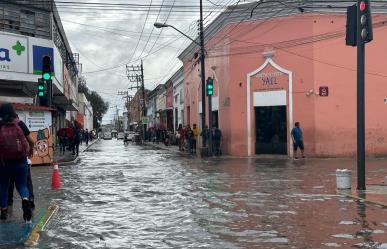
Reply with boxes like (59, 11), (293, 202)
(24, 204), (59, 247)
(57, 139), (98, 166)
(337, 190), (387, 208)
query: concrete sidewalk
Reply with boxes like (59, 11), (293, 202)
(54, 139), (98, 165)
(0, 139), (99, 248)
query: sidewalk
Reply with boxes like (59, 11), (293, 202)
(54, 139), (98, 165)
(0, 140), (98, 248)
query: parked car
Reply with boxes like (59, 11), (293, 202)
(103, 132), (112, 140)
(126, 132), (135, 141)
(117, 132), (125, 140)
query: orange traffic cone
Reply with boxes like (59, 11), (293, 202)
(52, 161), (61, 189)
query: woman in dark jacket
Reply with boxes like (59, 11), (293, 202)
(0, 103), (34, 222)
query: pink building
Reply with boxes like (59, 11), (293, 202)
(179, 1), (387, 157)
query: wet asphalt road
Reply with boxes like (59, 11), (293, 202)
(33, 139), (387, 248)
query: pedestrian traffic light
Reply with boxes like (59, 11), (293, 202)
(346, 5), (357, 46)
(37, 78), (46, 97)
(206, 77), (214, 96)
(358, 0), (373, 43)
(42, 55), (52, 81)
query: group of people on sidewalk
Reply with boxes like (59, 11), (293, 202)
(57, 127), (94, 157)
(176, 124), (222, 156)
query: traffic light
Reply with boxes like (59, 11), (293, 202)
(346, 5), (357, 46)
(37, 78), (46, 97)
(42, 55), (52, 80)
(206, 77), (214, 96)
(38, 55), (52, 106)
(358, 0), (373, 43)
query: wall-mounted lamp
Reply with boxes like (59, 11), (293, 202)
(306, 89), (314, 96)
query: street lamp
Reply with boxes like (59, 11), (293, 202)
(154, 7), (209, 155)
(154, 22), (201, 47)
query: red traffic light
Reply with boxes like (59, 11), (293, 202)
(360, 1), (366, 11)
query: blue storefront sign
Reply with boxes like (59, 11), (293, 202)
(33, 45), (54, 75)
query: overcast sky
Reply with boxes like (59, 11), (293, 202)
(57, 0), (243, 124)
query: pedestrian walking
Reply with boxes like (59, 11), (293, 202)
(185, 125), (193, 154)
(177, 124), (185, 151)
(8, 158), (35, 210)
(72, 126), (81, 156)
(58, 128), (67, 155)
(212, 126), (222, 156)
(191, 124), (199, 154)
(291, 121), (305, 159)
(200, 125), (210, 148)
(0, 103), (34, 222)
(85, 129), (89, 146)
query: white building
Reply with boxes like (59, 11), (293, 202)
(172, 67), (184, 130)
(77, 93), (93, 131)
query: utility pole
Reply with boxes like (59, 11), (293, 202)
(199, 0), (206, 135)
(127, 64), (146, 139)
(118, 90), (133, 132)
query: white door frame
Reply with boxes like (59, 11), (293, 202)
(246, 57), (293, 157)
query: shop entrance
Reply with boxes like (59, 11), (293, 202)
(254, 106), (287, 155)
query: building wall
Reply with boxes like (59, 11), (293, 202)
(182, 12), (387, 157)
(173, 68), (184, 130)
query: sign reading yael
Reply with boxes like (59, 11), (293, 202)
(0, 34), (28, 73)
(256, 72), (283, 86)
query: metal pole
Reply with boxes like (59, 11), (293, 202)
(357, 0), (366, 190)
(208, 92), (213, 156)
(141, 61), (146, 140)
(199, 0), (206, 141)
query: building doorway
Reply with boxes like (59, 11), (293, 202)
(212, 111), (219, 128)
(254, 106), (287, 155)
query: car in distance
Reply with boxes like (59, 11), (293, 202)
(117, 132), (125, 140)
(103, 132), (112, 140)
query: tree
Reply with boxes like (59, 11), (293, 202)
(78, 77), (109, 129)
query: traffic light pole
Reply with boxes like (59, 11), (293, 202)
(208, 92), (213, 156)
(199, 0), (206, 139)
(357, 0), (366, 190)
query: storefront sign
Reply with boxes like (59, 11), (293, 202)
(33, 45), (54, 75)
(256, 72), (283, 86)
(319, 86), (329, 97)
(0, 34), (28, 73)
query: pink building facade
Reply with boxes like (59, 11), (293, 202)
(179, 1), (387, 157)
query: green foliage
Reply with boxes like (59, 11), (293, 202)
(78, 77), (109, 128)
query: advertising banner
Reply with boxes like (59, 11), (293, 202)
(0, 33), (28, 73)
(17, 110), (54, 166)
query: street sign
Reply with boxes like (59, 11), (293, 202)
(319, 86), (329, 97)
(142, 117), (149, 124)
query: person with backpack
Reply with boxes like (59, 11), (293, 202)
(0, 103), (34, 222)
(72, 125), (81, 156)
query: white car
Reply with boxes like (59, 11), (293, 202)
(103, 132), (112, 140)
(117, 132), (125, 140)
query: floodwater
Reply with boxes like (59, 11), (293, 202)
(35, 140), (387, 248)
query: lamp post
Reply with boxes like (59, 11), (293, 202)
(154, 1), (207, 154)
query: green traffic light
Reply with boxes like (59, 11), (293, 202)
(38, 92), (45, 97)
(38, 85), (44, 90)
(43, 72), (51, 80)
(207, 85), (214, 90)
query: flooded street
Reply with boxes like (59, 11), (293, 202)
(39, 140), (387, 248)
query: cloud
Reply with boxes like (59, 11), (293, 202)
(58, 0), (230, 124)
